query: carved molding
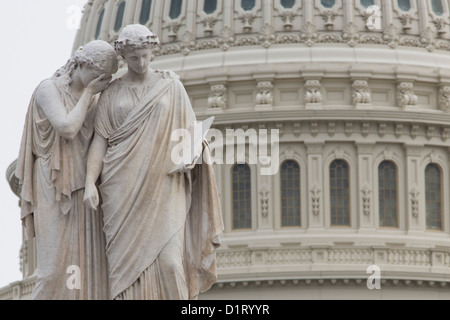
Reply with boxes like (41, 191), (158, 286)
(212, 278), (450, 290)
(352, 80), (372, 105)
(305, 80), (322, 104)
(321, 10), (337, 31)
(216, 246), (439, 269)
(256, 81), (274, 106)
(439, 86), (450, 111)
(361, 184), (372, 216)
(211, 119), (450, 143)
(208, 84), (227, 109)
(280, 10), (297, 31)
(397, 82), (418, 108)
(410, 185), (420, 218)
(199, 13), (218, 36)
(310, 184), (321, 216)
(259, 186), (269, 218)
(239, 12), (257, 33)
(150, 22), (450, 56)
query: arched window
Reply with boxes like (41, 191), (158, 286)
(321, 0), (335, 8)
(281, 161), (301, 227)
(95, 8), (105, 39)
(397, 0), (411, 11)
(204, 0), (218, 14)
(241, 0), (256, 11)
(139, 0), (152, 25)
(232, 164), (252, 230)
(431, 0), (444, 16)
(361, 0), (375, 8)
(330, 160), (350, 226)
(425, 164), (442, 230)
(281, 0), (295, 9)
(114, 1), (126, 32)
(169, 0), (183, 19)
(378, 161), (398, 228)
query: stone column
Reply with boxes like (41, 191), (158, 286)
(404, 144), (425, 233)
(101, 0), (116, 39)
(356, 142), (376, 230)
(186, 0), (197, 33)
(152, 0), (164, 38)
(343, 0), (354, 24)
(382, 0), (393, 26)
(223, 0), (234, 28)
(304, 0), (314, 23)
(123, 0), (138, 27)
(306, 142), (325, 231)
(263, 0), (273, 26)
(417, 0), (429, 33)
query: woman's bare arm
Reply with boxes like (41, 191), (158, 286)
(84, 132), (108, 210)
(36, 75), (109, 141)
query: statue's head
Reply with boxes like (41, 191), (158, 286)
(54, 40), (119, 88)
(115, 24), (160, 75)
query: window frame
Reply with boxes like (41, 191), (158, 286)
(328, 159), (352, 228)
(231, 164), (253, 231)
(378, 160), (400, 229)
(94, 7), (106, 40)
(137, 0), (154, 26)
(427, 0), (449, 20)
(113, 0), (127, 33)
(280, 160), (302, 228)
(425, 163), (444, 232)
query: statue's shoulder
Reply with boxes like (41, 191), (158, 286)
(100, 78), (121, 95)
(35, 78), (60, 101)
(36, 78), (57, 91)
(157, 69), (180, 81)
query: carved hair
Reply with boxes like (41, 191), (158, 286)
(114, 24), (160, 57)
(53, 40), (119, 88)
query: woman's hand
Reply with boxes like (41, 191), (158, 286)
(84, 182), (100, 211)
(86, 74), (112, 95)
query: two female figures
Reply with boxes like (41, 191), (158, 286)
(16, 25), (223, 300)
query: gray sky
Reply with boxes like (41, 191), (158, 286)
(0, 0), (88, 288)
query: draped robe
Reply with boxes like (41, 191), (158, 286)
(16, 77), (109, 300)
(94, 70), (223, 300)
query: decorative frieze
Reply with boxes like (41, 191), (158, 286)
(397, 82), (418, 108)
(321, 10), (337, 30)
(166, 21), (181, 40)
(280, 10), (297, 31)
(239, 12), (257, 33)
(310, 184), (321, 216)
(361, 184), (371, 216)
(259, 186), (269, 218)
(400, 13), (413, 31)
(200, 14), (218, 36)
(305, 80), (322, 104)
(256, 81), (274, 106)
(433, 17), (447, 36)
(409, 185), (420, 218)
(149, 21), (450, 56)
(438, 86), (450, 111)
(211, 120), (450, 143)
(208, 84), (227, 110)
(352, 80), (372, 106)
(216, 246), (437, 269)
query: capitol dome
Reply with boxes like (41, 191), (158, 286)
(4, 0), (450, 300)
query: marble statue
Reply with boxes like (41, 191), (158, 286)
(83, 24), (224, 300)
(16, 41), (119, 299)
